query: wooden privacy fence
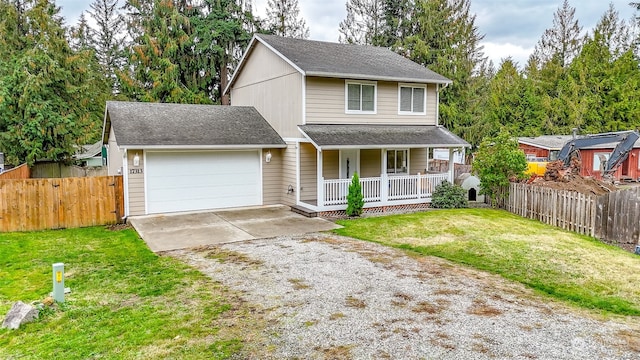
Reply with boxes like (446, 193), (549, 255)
(506, 183), (598, 236)
(594, 187), (640, 251)
(0, 164), (30, 180)
(503, 183), (640, 251)
(0, 176), (124, 232)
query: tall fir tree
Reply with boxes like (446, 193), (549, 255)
(338, 0), (385, 45)
(264, 0), (309, 39)
(191, 0), (255, 104)
(119, 0), (209, 103)
(0, 0), (110, 166)
(531, 0), (583, 68)
(87, 0), (126, 94)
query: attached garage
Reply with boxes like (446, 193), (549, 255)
(145, 151), (261, 214)
(103, 101), (286, 216)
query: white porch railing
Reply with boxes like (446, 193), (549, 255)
(322, 173), (448, 206)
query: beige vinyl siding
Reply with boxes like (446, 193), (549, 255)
(107, 126), (123, 176)
(299, 142), (317, 202)
(262, 148), (282, 205)
(360, 149), (381, 178)
(306, 77), (437, 125)
(280, 142), (297, 206)
(127, 149), (145, 216)
(410, 148), (428, 174)
(322, 150), (339, 179)
(230, 42), (303, 138)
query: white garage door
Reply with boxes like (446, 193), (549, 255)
(145, 151), (261, 214)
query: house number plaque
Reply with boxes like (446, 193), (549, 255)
(129, 168), (143, 174)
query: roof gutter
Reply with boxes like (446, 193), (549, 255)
(305, 71), (452, 85)
(118, 144), (288, 150)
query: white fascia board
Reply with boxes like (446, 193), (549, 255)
(226, 35), (307, 95)
(256, 35), (306, 75)
(307, 71), (452, 85)
(320, 144), (471, 150)
(296, 127), (322, 151)
(119, 144), (287, 150)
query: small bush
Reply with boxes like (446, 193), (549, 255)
(346, 172), (364, 216)
(431, 181), (468, 209)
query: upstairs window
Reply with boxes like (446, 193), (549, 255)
(399, 84), (426, 115)
(346, 81), (376, 113)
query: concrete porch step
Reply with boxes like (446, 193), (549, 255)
(290, 205), (318, 218)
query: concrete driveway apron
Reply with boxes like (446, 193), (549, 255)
(128, 205), (341, 252)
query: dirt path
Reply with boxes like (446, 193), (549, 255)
(167, 234), (640, 359)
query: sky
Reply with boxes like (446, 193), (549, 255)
(57, 0), (637, 67)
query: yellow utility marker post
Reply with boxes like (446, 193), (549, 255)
(52, 263), (65, 303)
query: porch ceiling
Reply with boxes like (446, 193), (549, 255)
(298, 124), (470, 150)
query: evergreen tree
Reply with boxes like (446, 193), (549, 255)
(0, 0), (110, 166)
(119, 0), (209, 103)
(69, 13), (94, 51)
(338, 0), (385, 45)
(264, 0), (309, 39)
(381, 0), (412, 47)
(531, 0), (583, 68)
(192, 0), (255, 104)
(346, 172), (364, 216)
(87, 0), (126, 93)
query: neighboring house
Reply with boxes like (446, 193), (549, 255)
(104, 34), (469, 217)
(73, 141), (104, 167)
(518, 135), (640, 181)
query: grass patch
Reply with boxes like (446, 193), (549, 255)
(288, 278), (311, 290)
(335, 208), (640, 316)
(0, 227), (251, 359)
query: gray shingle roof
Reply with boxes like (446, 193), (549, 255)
(298, 124), (469, 149)
(106, 101), (285, 148)
(518, 135), (573, 150)
(253, 34), (452, 84)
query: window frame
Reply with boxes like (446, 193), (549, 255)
(398, 83), (427, 115)
(345, 80), (377, 114)
(593, 152), (611, 171)
(386, 149), (409, 175)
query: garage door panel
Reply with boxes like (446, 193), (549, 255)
(146, 151), (261, 214)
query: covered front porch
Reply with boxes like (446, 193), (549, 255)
(297, 124), (470, 212)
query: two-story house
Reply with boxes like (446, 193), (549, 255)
(103, 34), (469, 217)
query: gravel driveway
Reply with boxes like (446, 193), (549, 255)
(167, 234), (640, 359)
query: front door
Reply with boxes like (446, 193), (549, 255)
(340, 149), (360, 179)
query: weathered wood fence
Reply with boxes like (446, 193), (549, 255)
(0, 164), (30, 180)
(502, 183), (640, 251)
(0, 176), (124, 232)
(31, 162), (107, 178)
(594, 187), (640, 251)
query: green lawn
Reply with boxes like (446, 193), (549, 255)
(335, 208), (640, 316)
(0, 226), (253, 359)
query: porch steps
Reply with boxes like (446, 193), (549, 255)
(290, 205), (318, 218)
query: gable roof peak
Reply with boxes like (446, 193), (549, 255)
(226, 33), (452, 93)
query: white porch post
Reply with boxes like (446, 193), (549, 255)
(381, 149), (388, 204)
(448, 148), (455, 183)
(317, 149), (324, 207)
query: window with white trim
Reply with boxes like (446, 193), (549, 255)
(593, 152), (610, 171)
(398, 84), (426, 115)
(387, 149), (408, 174)
(346, 81), (376, 113)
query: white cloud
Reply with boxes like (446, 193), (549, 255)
(481, 42), (534, 69)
